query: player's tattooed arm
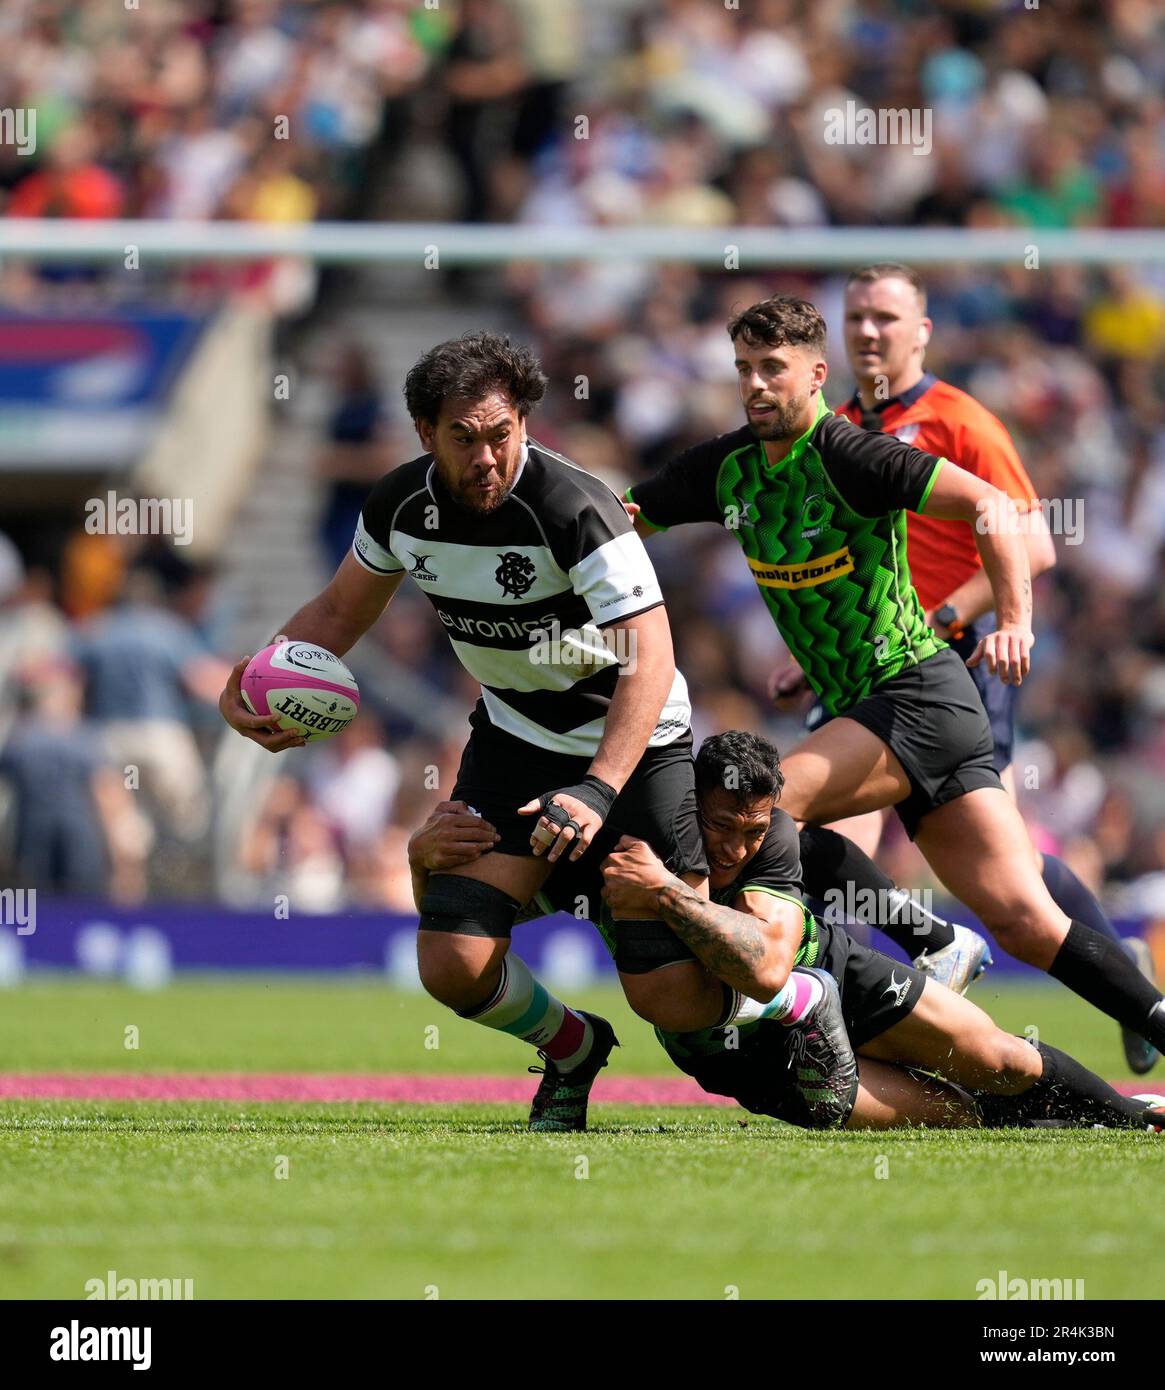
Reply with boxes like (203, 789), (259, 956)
(656, 880), (765, 975)
(602, 837), (797, 1000)
(656, 883), (803, 1001)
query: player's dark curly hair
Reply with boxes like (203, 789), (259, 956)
(404, 331), (548, 424)
(695, 730), (784, 805)
(726, 295), (827, 355)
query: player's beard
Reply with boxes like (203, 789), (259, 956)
(745, 395), (806, 441)
(436, 463), (516, 514)
(453, 479), (513, 514)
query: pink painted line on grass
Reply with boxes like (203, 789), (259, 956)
(0, 1075), (1152, 1106)
(0, 1073), (735, 1105)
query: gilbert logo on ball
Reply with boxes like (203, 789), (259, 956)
(240, 641), (360, 741)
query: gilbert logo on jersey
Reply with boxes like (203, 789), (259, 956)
(406, 552), (438, 582)
(747, 548), (855, 589)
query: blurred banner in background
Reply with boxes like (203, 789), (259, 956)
(0, 310), (207, 469)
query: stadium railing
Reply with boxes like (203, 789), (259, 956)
(1, 220), (1162, 266)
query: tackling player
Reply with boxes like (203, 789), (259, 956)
(625, 295), (1165, 1064)
(411, 732), (1165, 1132)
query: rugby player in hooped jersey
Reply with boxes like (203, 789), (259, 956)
(219, 332), (853, 1132)
(627, 296), (1165, 1064)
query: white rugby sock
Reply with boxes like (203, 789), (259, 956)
(460, 954), (594, 1071)
(728, 969), (825, 1026)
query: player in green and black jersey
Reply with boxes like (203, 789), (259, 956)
(409, 731), (1165, 1132)
(627, 295), (1165, 1062)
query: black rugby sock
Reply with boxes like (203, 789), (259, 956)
(1048, 921), (1165, 1048)
(797, 824), (956, 954)
(974, 1043), (1155, 1130)
(1041, 854), (1121, 943)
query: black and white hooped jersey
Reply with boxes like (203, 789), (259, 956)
(351, 439), (692, 756)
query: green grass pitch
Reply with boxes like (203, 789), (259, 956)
(0, 976), (1162, 1300)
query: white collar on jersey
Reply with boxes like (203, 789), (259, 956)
(511, 438), (530, 488)
(425, 439), (529, 500)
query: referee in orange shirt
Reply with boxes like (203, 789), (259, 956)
(774, 262), (1157, 1073)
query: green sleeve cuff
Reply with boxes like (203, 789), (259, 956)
(624, 487), (668, 533)
(736, 885), (804, 909)
(915, 457), (946, 514)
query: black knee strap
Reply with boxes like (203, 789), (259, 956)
(419, 874), (520, 939)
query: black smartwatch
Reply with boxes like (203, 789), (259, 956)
(934, 603), (962, 636)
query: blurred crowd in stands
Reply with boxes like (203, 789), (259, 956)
(2, 0), (1162, 236)
(2, 0), (1165, 923)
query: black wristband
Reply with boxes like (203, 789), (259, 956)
(540, 774), (618, 825)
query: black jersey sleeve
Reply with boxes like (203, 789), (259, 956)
(813, 413), (945, 518)
(731, 808), (804, 900)
(625, 432), (741, 530)
(351, 458), (430, 576)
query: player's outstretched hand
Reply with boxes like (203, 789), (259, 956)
(767, 656), (810, 709)
(966, 625), (1033, 686)
(218, 652), (306, 752)
(601, 835), (673, 917)
(408, 801), (500, 872)
(518, 793), (603, 863)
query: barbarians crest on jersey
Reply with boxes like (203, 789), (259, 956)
(801, 492), (830, 539)
(495, 551), (536, 598)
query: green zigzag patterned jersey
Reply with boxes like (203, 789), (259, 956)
(628, 394), (949, 716)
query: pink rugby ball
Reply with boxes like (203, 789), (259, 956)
(240, 640), (360, 742)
